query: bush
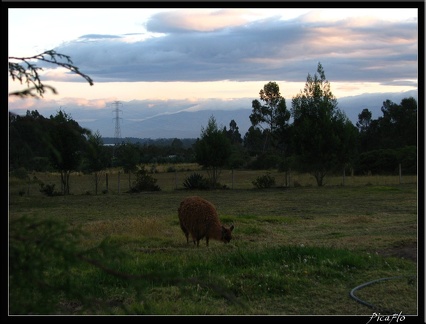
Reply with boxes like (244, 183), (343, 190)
(39, 182), (61, 196)
(129, 166), (161, 192)
(182, 172), (210, 190)
(396, 146), (417, 174)
(252, 173), (276, 189)
(357, 146), (417, 175)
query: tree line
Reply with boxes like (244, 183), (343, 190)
(9, 62), (417, 190)
(193, 63), (416, 186)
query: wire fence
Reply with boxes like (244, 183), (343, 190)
(11, 166), (418, 197)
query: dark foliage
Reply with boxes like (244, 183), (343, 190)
(182, 172), (210, 190)
(357, 146), (417, 175)
(9, 50), (93, 99)
(252, 173), (276, 189)
(128, 166), (161, 192)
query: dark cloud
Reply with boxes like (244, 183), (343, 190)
(48, 14), (417, 84)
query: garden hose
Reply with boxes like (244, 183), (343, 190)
(349, 275), (417, 312)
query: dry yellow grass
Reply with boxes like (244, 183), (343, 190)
(13, 166), (417, 196)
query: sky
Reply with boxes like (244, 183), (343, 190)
(7, 6), (419, 137)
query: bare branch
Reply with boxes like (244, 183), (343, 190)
(9, 50), (94, 99)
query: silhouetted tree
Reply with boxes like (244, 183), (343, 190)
(249, 81), (290, 153)
(356, 97), (417, 154)
(243, 126), (265, 156)
(9, 110), (52, 171)
(224, 119), (243, 145)
(194, 115), (231, 187)
(82, 131), (112, 194)
(224, 120), (246, 169)
(379, 97), (417, 148)
(291, 62), (357, 186)
(47, 110), (91, 195)
(356, 109), (372, 133)
(114, 142), (141, 188)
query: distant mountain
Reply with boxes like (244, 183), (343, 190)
(102, 137), (197, 148)
(86, 109), (254, 140)
(337, 90), (418, 122)
(125, 109), (254, 139)
(72, 90), (418, 139)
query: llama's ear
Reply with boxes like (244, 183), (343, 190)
(230, 224), (235, 231)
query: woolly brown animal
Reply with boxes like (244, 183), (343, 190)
(178, 196), (234, 247)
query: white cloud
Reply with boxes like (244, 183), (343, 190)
(146, 9), (251, 32)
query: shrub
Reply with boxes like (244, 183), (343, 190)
(39, 182), (61, 196)
(182, 172), (210, 190)
(357, 146), (417, 175)
(129, 166), (161, 192)
(252, 173), (276, 189)
(396, 146), (417, 174)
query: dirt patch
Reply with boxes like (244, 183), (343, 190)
(377, 242), (417, 262)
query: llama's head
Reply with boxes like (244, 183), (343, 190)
(221, 224), (235, 243)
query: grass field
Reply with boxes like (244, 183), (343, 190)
(8, 167), (419, 316)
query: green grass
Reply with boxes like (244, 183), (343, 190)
(8, 170), (418, 315)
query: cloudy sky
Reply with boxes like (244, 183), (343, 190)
(8, 6), (419, 137)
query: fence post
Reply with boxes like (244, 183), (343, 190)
(342, 167), (346, 186)
(106, 173), (109, 192)
(175, 170), (177, 190)
(289, 169), (291, 187)
(118, 171), (120, 194)
(232, 169), (234, 189)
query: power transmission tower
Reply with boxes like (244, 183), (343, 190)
(112, 101), (123, 145)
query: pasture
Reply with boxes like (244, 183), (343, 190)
(8, 168), (418, 315)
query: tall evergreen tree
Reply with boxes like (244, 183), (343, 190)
(194, 115), (231, 187)
(291, 62), (357, 186)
